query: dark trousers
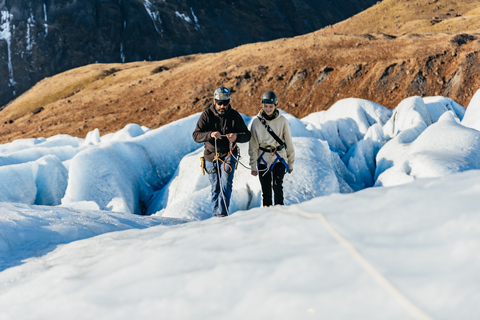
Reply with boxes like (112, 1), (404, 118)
(258, 162), (286, 207)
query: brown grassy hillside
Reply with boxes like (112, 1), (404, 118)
(326, 0), (480, 35)
(1, 0), (480, 144)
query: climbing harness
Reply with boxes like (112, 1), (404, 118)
(256, 116), (289, 175)
(213, 145), (236, 174)
(200, 140), (237, 175)
(257, 145), (290, 176)
(200, 156), (212, 175)
(199, 134), (250, 216)
(199, 135), (238, 216)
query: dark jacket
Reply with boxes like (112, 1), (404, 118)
(193, 104), (251, 162)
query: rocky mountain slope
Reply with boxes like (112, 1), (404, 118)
(1, 0), (480, 144)
(0, 0), (377, 108)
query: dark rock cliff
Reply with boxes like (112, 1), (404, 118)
(0, 0), (377, 108)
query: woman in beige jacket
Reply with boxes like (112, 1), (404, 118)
(249, 91), (295, 206)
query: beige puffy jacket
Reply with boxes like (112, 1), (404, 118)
(248, 110), (295, 171)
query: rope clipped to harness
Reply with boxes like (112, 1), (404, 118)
(199, 134), (249, 216)
(214, 150), (234, 174)
(199, 135), (239, 215)
(257, 146), (289, 176)
(200, 139), (238, 175)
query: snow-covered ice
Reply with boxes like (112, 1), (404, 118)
(1, 91), (480, 319)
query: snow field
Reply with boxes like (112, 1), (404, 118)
(1, 91), (480, 318)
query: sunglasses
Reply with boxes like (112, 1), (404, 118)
(216, 100), (229, 106)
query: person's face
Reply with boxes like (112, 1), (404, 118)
(263, 103), (276, 116)
(215, 100), (229, 114)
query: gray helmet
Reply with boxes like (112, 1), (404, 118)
(214, 86), (231, 101)
(261, 91), (277, 105)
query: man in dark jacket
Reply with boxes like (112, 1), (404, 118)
(193, 86), (251, 217)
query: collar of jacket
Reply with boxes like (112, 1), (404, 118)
(259, 109), (279, 121)
(211, 103), (231, 117)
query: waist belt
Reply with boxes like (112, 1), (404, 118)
(259, 144), (285, 153)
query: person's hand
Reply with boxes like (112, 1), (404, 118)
(288, 168), (293, 174)
(226, 133), (237, 142)
(251, 171), (258, 176)
(210, 131), (222, 139)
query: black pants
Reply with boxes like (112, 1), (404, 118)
(258, 162), (286, 206)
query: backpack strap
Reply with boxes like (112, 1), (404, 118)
(257, 116), (286, 149)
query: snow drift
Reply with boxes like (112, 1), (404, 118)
(0, 92), (478, 219)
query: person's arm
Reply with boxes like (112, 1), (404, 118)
(249, 120), (260, 174)
(283, 119), (295, 173)
(192, 111), (212, 143)
(234, 113), (251, 143)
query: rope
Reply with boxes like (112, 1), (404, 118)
(279, 205), (434, 320)
(230, 152), (251, 170)
(211, 134), (252, 216)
